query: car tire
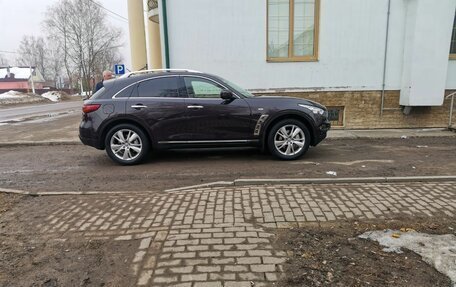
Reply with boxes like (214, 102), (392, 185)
(267, 119), (310, 160)
(105, 124), (150, 165)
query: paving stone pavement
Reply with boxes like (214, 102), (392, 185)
(3, 182), (456, 286)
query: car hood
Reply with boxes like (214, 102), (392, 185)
(249, 95), (326, 109)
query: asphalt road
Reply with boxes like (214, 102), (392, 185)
(0, 101), (82, 122)
(0, 137), (455, 193)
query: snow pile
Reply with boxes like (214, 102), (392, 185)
(0, 90), (26, 99)
(359, 229), (456, 286)
(0, 90), (50, 105)
(41, 91), (63, 102)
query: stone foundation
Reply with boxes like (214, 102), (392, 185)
(255, 90), (456, 129)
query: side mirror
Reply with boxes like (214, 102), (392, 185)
(220, 89), (234, 100)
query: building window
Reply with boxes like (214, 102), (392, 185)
(451, 12), (456, 60)
(267, 0), (320, 62)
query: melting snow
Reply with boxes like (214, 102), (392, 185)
(41, 91), (62, 102)
(0, 90), (25, 99)
(359, 229), (456, 286)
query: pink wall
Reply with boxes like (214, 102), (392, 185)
(0, 81), (44, 90)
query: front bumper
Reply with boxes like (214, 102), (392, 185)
(313, 120), (331, 146)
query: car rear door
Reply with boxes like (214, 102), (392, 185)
(182, 76), (253, 141)
(126, 76), (188, 143)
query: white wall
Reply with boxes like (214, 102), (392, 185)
(400, 0), (456, 106)
(165, 0), (456, 93)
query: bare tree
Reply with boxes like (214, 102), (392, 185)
(44, 0), (122, 91)
(0, 54), (8, 66)
(17, 36), (48, 79)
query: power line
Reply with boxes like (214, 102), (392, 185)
(0, 50), (18, 54)
(88, 0), (129, 23)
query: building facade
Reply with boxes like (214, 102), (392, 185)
(128, 0), (456, 129)
(0, 66), (45, 90)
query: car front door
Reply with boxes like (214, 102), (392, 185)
(126, 76), (188, 143)
(183, 76), (253, 141)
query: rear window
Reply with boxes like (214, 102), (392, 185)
(90, 87), (105, 99)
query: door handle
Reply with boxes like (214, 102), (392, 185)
(131, 104), (148, 110)
(187, 105), (204, 109)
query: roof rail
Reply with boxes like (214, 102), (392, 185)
(121, 69), (201, 78)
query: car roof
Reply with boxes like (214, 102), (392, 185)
(112, 70), (209, 87)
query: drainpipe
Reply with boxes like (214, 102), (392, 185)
(162, 0), (170, 69)
(380, 0), (393, 117)
(447, 91), (456, 128)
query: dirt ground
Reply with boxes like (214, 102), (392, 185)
(0, 194), (136, 287)
(0, 137), (455, 193)
(275, 217), (455, 287)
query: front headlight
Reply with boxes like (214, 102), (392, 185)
(298, 104), (325, 115)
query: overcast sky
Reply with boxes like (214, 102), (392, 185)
(0, 0), (133, 69)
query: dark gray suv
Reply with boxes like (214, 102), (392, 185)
(79, 70), (330, 165)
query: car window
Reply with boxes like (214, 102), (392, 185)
(137, 77), (180, 98)
(184, 77), (223, 98)
(90, 87), (105, 99)
(115, 85), (135, 98)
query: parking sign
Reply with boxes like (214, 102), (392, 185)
(114, 64), (125, 75)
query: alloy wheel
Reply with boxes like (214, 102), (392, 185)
(273, 124), (306, 156)
(110, 129), (143, 161)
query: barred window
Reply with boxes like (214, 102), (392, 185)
(267, 0), (320, 62)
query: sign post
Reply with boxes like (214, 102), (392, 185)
(114, 64), (125, 75)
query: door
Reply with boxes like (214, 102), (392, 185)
(126, 76), (188, 142)
(183, 76), (253, 141)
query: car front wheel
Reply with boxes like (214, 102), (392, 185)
(267, 119), (310, 160)
(105, 124), (150, 165)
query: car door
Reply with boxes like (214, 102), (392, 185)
(126, 76), (188, 143)
(183, 76), (253, 141)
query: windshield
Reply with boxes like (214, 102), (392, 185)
(219, 77), (255, 98)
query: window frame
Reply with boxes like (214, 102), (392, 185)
(266, 0), (320, 62)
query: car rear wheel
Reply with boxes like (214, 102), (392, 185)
(105, 124), (150, 165)
(268, 119), (310, 160)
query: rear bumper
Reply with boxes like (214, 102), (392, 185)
(79, 134), (103, 150)
(79, 120), (103, 149)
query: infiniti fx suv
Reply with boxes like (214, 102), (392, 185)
(79, 70), (331, 165)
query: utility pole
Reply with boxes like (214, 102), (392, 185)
(29, 65), (35, 94)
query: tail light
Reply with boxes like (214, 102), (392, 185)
(82, 104), (101, 114)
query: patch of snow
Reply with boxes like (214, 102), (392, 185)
(0, 90), (26, 99)
(0, 67), (33, 79)
(359, 229), (456, 286)
(41, 91), (62, 102)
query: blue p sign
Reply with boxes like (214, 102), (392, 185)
(114, 64), (125, 75)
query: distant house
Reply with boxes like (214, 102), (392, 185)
(0, 66), (46, 90)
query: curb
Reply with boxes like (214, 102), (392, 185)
(1, 176), (455, 196)
(164, 181), (234, 192)
(0, 130), (454, 147)
(0, 141), (81, 147)
(233, 175), (456, 186)
(0, 187), (154, 196)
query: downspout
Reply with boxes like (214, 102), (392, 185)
(380, 0), (392, 117)
(447, 91), (456, 128)
(162, 0), (170, 69)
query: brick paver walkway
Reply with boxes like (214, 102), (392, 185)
(3, 182), (456, 286)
